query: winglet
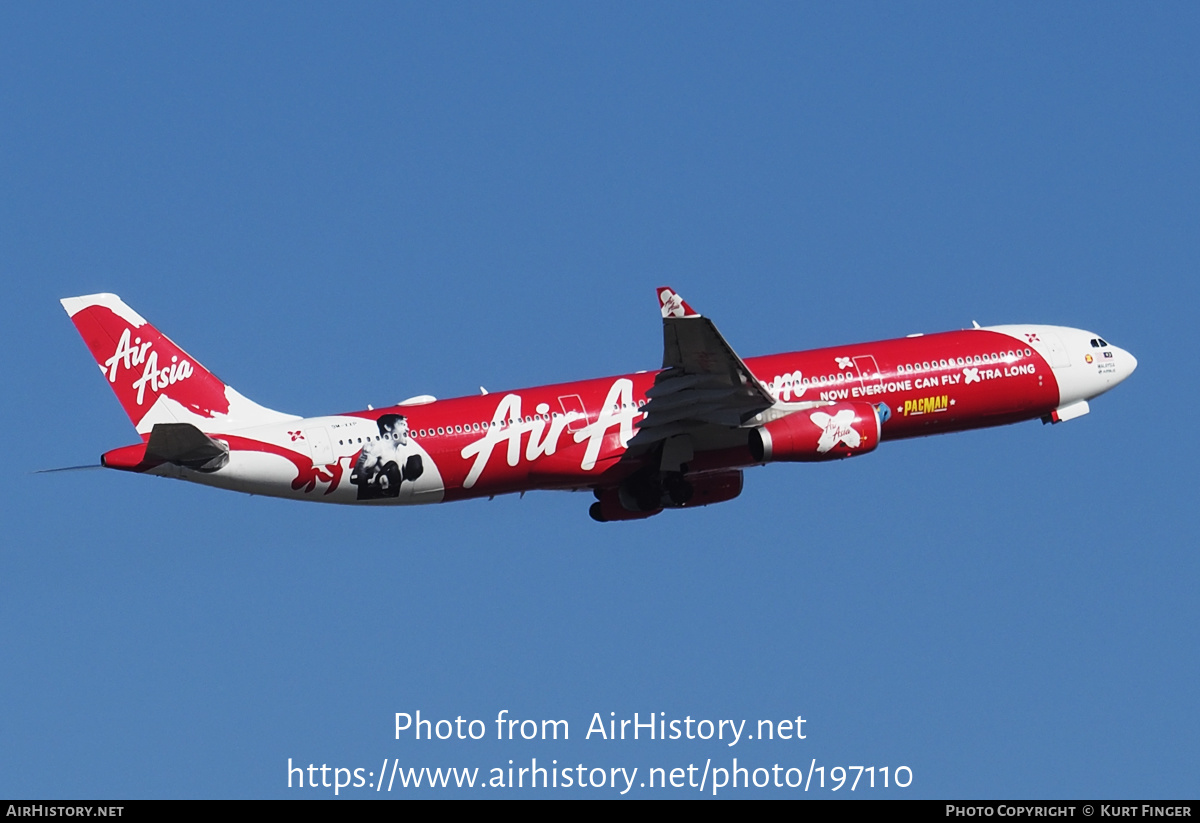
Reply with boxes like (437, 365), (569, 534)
(657, 287), (700, 318)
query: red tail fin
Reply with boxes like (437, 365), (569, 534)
(62, 294), (296, 435)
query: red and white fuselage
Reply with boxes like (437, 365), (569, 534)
(61, 290), (1136, 520)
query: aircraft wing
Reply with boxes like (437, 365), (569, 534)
(633, 288), (776, 444)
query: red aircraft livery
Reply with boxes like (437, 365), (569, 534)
(61, 289), (1136, 521)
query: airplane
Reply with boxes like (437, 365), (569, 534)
(60, 288), (1137, 521)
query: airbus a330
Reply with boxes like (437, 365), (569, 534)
(60, 288), (1136, 521)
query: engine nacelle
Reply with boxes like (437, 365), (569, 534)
(588, 469), (744, 521)
(668, 469), (743, 509)
(749, 402), (883, 462)
(590, 487), (662, 522)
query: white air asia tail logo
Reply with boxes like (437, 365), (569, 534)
(103, 327), (194, 406)
(810, 409), (860, 453)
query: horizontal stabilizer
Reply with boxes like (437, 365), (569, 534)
(34, 465), (104, 474)
(145, 423), (229, 472)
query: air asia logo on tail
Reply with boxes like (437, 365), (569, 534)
(62, 295), (238, 430)
(104, 327), (195, 406)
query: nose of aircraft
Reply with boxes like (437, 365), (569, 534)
(1113, 346), (1138, 383)
(1062, 332), (1138, 403)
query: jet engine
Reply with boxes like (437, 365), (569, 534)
(749, 401), (884, 462)
(589, 469), (744, 522)
(589, 487), (661, 522)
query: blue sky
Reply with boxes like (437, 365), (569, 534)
(2, 3), (1197, 798)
